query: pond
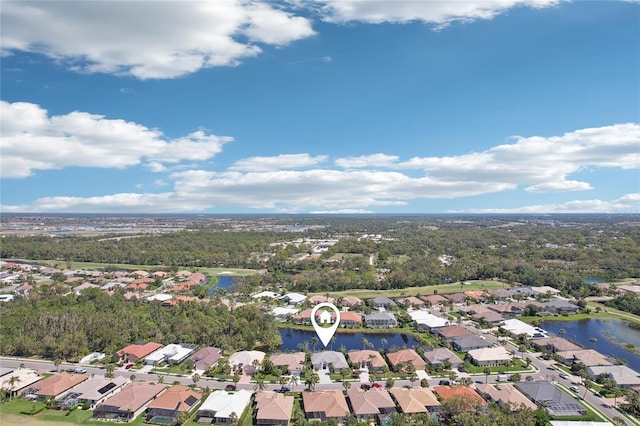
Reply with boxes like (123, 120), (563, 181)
(278, 328), (424, 352)
(210, 275), (238, 293)
(540, 318), (640, 371)
(582, 277), (606, 284)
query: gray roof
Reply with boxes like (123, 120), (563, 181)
(422, 348), (463, 366)
(364, 312), (397, 322)
(451, 334), (492, 349)
(544, 299), (579, 310)
(587, 365), (640, 387)
(311, 351), (349, 369)
(516, 381), (578, 405)
(371, 297), (396, 306)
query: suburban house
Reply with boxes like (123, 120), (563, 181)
(436, 326), (473, 341)
(93, 382), (167, 422)
(432, 386), (487, 409)
(311, 351), (349, 371)
(146, 385), (202, 424)
(281, 292), (307, 305)
(422, 348), (463, 369)
(396, 296), (425, 308)
(532, 337), (581, 353)
(475, 384), (537, 410)
(255, 391), (294, 425)
(1, 368), (42, 398)
(145, 343), (198, 365)
(308, 295), (335, 304)
(450, 335), (493, 352)
(474, 310), (506, 324)
(464, 290), (490, 302)
(272, 307), (300, 321)
(57, 375), (128, 409)
(364, 312), (397, 328)
(386, 349), (426, 371)
(531, 286), (561, 296)
(488, 289), (513, 300)
(339, 296), (363, 310)
(347, 387), (396, 421)
(348, 350), (388, 371)
(516, 381), (586, 416)
(335, 311), (363, 327)
(443, 293), (467, 304)
(228, 350), (266, 375)
(556, 350), (613, 367)
(543, 300), (580, 314)
(302, 390), (350, 422)
(586, 365), (640, 388)
(270, 352), (306, 376)
(369, 297), (396, 309)
(409, 311), (449, 331)
(500, 319), (548, 339)
(390, 387), (441, 414)
(196, 390), (253, 424)
(23, 372), (89, 401)
(116, 342), (163, 363)
(420, 294), (449, 306)
(466, 347), (512, 367)
(189, 347), (223, 370)
(293, 309), (313, 325)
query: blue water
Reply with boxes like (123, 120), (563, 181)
(582, 277), (606, 284)
(278, 328), (423, 352)
(209, 275), (238, 293)
(540, 318), (640, 371)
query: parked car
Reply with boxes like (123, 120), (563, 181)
(438, 380), (450, 386)
(124, 363), (134, 370)
(559, 372), (569, 379)
(372, 383), (382, 388)
(225, 384), (237, 391)
(74, 367), (87, 374)
(276, 386), (291, 393)
(570, 385), (580, 392)
(360, 383), (371, 390)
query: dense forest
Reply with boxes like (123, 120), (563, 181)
(2, 215), (639, 294)
(0, 289), (282, 359)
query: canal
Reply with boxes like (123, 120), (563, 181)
(278, 328), (424, 352)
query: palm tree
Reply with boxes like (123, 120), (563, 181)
(342, 380), (351, 391)
(589, 338), (598, 349)
(232, 372), (241, 387)
(558, 328), (566, 338)
(54, 358), (62, 372)
(311, 336), (319, 353)
(361, 337), (369, 350)
(483, 367), (491, 384)
(254, 378), (266, 392)
(192, 373), (201, 387)
(105, 363), (115, 379)
(288, 375), (298, 387)
(6, 376), (20, 400)
(380, 338), (388, 352)
(385, 377), (395, 390)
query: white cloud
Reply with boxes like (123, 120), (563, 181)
(0, 101), (231, 178)
(313, 0), (561, 26)
(458, 193), (640, 213)
(229, 154), (328, 172)
(400, 123), (640, 193)
(335, 153), (399, 168)
(2, 121), (638, 213)
(1, 1), (315, 79)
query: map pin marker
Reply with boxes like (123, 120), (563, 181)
(310, 302), (341, 348)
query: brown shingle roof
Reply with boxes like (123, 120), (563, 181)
(33, 372), (89, 398)
(117, 342), (163, 359)
(347, 388), (395, 416)
(433, 386), (486, 406)
(390, 388), (440, 413)
(98, 382), (166, 412)
(348, 350), (387, 369)
(386, 349), (426, 369)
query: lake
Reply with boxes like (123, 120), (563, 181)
(540, 318), (640, 371)
(209, 275), (238, 293)
(278, 328), (424, 352)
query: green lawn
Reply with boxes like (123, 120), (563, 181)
(310, 280), (509, 299)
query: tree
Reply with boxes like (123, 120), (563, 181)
(54, 358), (62, 372)
(192, 373), (200, 387)
(386, 377), (395, 390)
(558, 328), (566, 337)
(311, 336), (318, 353)
(233, 372), (241, 386)
(483, 367), (491, 384)
(5, 376), (20, 400)
(380, 338), (388, 352)
(254, 377), (266, 392)
(105, 363), (115, 379)
(342, 379), (351, 391)
(589, 337), (598, 349)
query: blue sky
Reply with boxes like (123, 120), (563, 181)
(1, 0), (638, 214)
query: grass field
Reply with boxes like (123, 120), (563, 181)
(310, 280), (509, 299)
(7, 259), (260, 276)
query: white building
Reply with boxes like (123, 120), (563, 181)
(145, 344), (197, 365)
(197, 389), (253, 424)
(228, 350), (266, 375)
(501, 318), (548, 338)
(409, 311), (450, 330)
(79, 352), (106, 365)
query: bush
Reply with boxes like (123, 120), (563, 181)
(20, 405), (46, 415)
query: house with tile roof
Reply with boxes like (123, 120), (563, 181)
(93, 382), (166, 422)
(255, 391), (294, 425)
(311, 351), (349, 371)
(390, 387), (441, 414)
(436, 325), (473, 341)
(348, 350), (388, 371)
(556, 349), (612, 367)
(586, 365), (640, 388)
(364, 312), (397, 328)
(423, 348), (464, 369)
(386, 349), (426, 371)
(432, 385), (487, 409)
(23, 372), (89, 401)
(197, 389), (253, 424)
(228, 350), (266, 375)
(189, 347), (223, 370)
(302, 390), (350, 422)
(339, 296), (363, 309)
(532, 337), (581, 353)
(334, 311), (363, 327)
(475, 383), (537, 410)
(347, 387), (396, 421)
(116, 342), (163, 363)
(57, 375), (128, 409)
(420, 294), (449, 306)
(146, 385), (202, 423)
(467, 346), (512, 366)
(2, 368), (42, 398)
(396, 296), (426, 308)
(270, 352), (306, 376)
